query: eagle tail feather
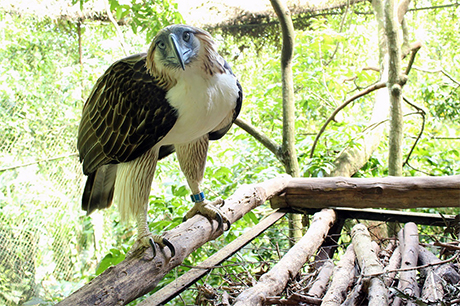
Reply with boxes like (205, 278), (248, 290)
(82, 164), (117, 214)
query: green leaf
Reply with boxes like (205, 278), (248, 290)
(96, 249), (126, 275)
(243, 211), (259, 225)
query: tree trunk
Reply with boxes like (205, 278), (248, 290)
(327, 0), (391, 246)
(385, 0), (406, 176)
(330, 0), (390, 177)
(269, 0), (302, 244)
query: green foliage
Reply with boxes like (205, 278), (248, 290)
(73, 0), (183, 42)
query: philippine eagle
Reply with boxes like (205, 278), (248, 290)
(77, 24), (243, 257)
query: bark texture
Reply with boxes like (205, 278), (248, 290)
(385, 0), (406, 176)
(269, 0), (302, 244)
(351, 223), (388, 306)
(307, 259), (334, 298)
(321, 244), (357, 306)
(271, 175), (460, 209)
(394, 223), (419, 306)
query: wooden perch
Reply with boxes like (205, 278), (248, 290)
(351, 223), (388, 305)
(321, 244), (357, 306)
(271, 175), (460, 209)
(233, 209), (337, 306)
(56, 176), (291, 306)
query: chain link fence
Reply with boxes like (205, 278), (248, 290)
(0, 97), (89, 304)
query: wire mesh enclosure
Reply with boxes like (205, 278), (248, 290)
(0, 107), (86, 304)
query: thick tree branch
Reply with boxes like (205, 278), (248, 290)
(321, 244), (357, 306)
(394, 222), (420, 305)
(385, 0), (407, 176)
(351, 224), (388, 305)
(397, 0), (411, 23)
(322, 0), (391, 178)
(270, 175), (460, 210)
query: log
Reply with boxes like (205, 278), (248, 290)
(307, 259), (334, 298)
(271, 175), (460, 209)
(351, 223), (388, 306)
(321, 244), (357, 306)
(299, 207), (458, 227)
(341, 276), (364, 306)
(233, 209), (337, 306)
(418, 245), (460, 284)
(56, 176), (291, 306)
(379, 239), (397, 267)
(421, 264), (444, 303)
(384, 245), (401, 286)
(394, 223), (420, 306)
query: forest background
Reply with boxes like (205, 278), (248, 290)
(0, 0), (459, 305)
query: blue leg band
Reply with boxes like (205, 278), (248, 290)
(190, 192), (205, 202)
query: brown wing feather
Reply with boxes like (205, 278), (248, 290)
(77, 53), (178, 176)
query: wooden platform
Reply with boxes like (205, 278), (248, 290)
(270, 175), (460, 210)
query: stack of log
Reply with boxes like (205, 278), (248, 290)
(235, 221), (460, 305)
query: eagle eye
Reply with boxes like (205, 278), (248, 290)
(183, 31), (191, 42)
(157, 40), (166, 50)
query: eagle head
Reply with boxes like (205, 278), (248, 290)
(146, 24), (224, 89)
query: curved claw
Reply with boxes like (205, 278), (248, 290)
(149, 237), (156, 259)
(215, 212), (231, 232)
(225, 220), (231, 231)
(215, 212), (224, 231)
(162, 238), (176, 257)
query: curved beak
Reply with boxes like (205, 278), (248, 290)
(169, 34), (186, 70)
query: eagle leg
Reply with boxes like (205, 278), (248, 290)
(176, 137), (231, 232)
(127, 210), (175, 258)
(183, 198), (230, 231)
